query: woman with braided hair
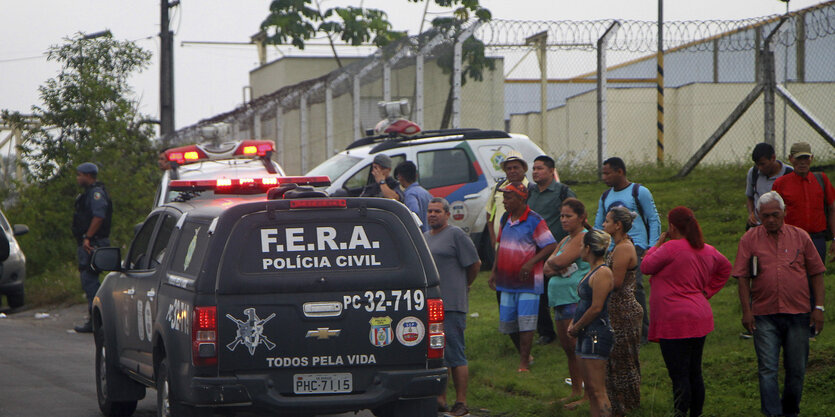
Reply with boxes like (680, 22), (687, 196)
(641, 206), (731, 417)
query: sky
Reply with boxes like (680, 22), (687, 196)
(0, 0), (824, 135)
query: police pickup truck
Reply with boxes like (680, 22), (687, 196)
(90, 178), (446, 417)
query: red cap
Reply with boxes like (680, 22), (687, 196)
(498, 181), (528, 199)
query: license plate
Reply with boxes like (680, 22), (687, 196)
(293, 373), (352, 394)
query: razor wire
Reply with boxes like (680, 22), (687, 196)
(479, 2), (835, 52)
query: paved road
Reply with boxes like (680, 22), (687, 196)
(0, 304), (373, 417)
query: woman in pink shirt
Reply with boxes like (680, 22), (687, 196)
(641, 206), (731, 417)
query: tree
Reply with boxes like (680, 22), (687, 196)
(5, 33), (160, 276)
(260, 0), (494, 129)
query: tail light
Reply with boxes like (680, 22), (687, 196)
(426, 298), (444, 359)
(192, 306), (217, 366)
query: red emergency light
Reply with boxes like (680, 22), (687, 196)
(168, 176), (331, 195)
(165, 145), (208, 165)
(234, 140), (274, 157)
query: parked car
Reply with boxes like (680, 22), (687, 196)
(154, 140), (286, 207)
(307, 126), (553, 265)
(91, 177), (446, 417)
(0, 208), (28, 309)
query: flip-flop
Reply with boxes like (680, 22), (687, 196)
(517, 368), (530, 373)
(564, 398), (587, 410)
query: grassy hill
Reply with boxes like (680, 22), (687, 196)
(461, 163), (835, 416)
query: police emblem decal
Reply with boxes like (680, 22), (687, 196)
(369, 316), (393, 347)
(395, 316), (425, 347)
(226, 308), (277, 355)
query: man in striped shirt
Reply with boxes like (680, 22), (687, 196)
(488, 182), (557, 372)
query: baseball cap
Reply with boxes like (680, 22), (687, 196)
(501, 150), (528, 171)
(789, 142), (813, 158)
(77, 162), (99, 175)
(498, 181), (528, 199)
(372, 153), (392, 169)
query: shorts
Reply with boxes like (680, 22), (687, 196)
(553, 303), (578, 321)
(498, 292), (539, 334)
(575, 326), (614, 360)
(443, 311), (467, 368)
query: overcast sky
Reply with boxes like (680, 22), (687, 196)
(0, 0), (822, 134)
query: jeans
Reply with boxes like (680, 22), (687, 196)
(753, 313), (810, 417)
(659, 337), (706, 417)
(634, 247), (649, 342)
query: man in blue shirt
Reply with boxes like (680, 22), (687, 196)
(395, 161), (432, 232)
(594, 157), (661, 343)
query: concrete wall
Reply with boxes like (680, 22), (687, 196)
(249, 56), (363, 100)
(240, 56), (505, 175)
(510, 82), (835, 168)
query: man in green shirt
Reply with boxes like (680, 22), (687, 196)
(527, 155), (575, 345)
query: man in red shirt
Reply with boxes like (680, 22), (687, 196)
(772, 142), (835, 264)
(733, 191), (825, 417)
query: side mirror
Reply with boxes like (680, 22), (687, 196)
(12, 224), (29, 236)
(91, 247), (123, 272)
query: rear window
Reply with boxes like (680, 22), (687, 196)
(240, 220), (400, 274)
(170, 221), (210, 277)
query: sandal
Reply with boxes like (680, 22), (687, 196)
(563, 398), (587, 410)
(517, 368), (530, 373)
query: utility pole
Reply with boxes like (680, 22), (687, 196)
(160, 1), (179, 137)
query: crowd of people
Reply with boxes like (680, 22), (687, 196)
(74, 140), (829, 417)
(392, 144), (829, 417)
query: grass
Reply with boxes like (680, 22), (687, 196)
(457, 163), (835, 416)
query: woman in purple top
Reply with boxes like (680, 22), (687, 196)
(641, 206), (731, 417)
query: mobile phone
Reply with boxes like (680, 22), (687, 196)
(750, 255), (758, 278)
(562, 262), (579, 277)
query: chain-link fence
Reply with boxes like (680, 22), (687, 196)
(167, 1), (835, 176)
(500, 1), (835, 172)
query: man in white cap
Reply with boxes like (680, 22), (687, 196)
(485, 151), (529, 249)
(72, 162), (112, 333)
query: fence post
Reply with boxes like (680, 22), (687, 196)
(597, 22), (621, 177)
(525, 31), (548, 148)
(416, 50), (425, 127)
(453, 23), (481, 129)
(253, 112), (261, 139)
(300, 94), (308, 174)
(657, 0), (665, 164)
(326, 84), (334, 156)
(383, 63), (391, 102)
(275, 105), (284, 168)
(762, 19), (786, 147)
(354, 75), (362, 139)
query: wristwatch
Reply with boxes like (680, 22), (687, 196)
(379, 180), (386, 185)
(82, 234), (89, 240)
(815, 305), (825, 312)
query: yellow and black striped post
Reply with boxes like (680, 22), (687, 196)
(657, 0), (664, 164)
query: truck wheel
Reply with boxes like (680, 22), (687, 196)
(95, 325), (141, 417)
(373, 398), (436, 417)
(157, 358), (211, 417)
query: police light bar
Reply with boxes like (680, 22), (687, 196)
(168, 176), (331, 194)
(234, 140), (274, 157)
(166, 145), (209, 165)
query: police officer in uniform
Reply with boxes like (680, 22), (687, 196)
(72, 162), (112, 333)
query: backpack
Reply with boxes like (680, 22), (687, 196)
(811, 172), (833, 240)
(749, 164), (792, 193)
(601, 183), (650, 241)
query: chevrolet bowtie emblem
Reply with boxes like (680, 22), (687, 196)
(306, 327), (341, 340)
